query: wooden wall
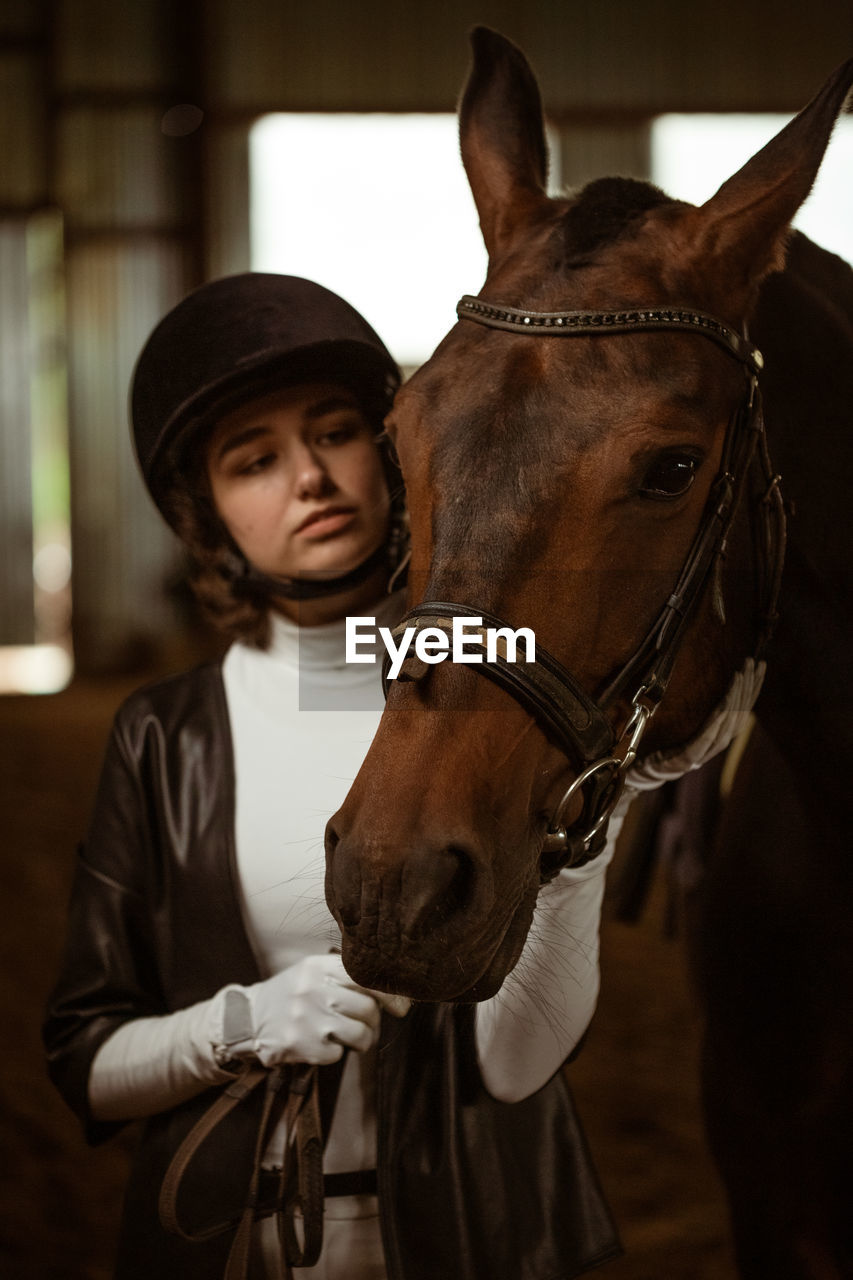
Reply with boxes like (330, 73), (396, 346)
(203, 0), (852, 115)
(1, 0), (851, 670)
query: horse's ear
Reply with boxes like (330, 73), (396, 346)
(689, 58), (853, 299)
(459, 27), (549, 259)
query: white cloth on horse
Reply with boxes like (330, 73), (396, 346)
(624, 657), (766, 793)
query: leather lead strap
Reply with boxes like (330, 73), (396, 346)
(224, 1067), (290, 1280)
(159, 1064), (269, 1244)
(159, 1062), (333, 1280)
(275, 1067), (325, 1274)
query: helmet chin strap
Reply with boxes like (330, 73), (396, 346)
(223, 541), (390, 601)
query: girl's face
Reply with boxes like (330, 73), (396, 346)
(206, 382), (390, 584)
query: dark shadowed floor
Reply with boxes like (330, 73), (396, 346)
(0, 675), (736, 1279)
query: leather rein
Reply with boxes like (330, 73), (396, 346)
(382, 296), (786, 877)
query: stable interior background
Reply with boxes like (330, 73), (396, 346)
(2, 1), (851, 1276)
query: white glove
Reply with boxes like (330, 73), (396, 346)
(87, 956), (409, 1122)
(220, 953), (410, 1069)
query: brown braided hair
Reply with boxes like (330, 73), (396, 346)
(159, 429), (273, 647)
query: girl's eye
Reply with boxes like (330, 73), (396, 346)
(317, 421), (361, 446)
(239, 453), (275, 475)
(320, 428), (353, 444)
(639, 454), (698, 500)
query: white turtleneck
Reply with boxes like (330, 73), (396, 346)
(223, 594), (403, 1174)
(88, 590), (610, 1131)
(223, 595), (399, 979)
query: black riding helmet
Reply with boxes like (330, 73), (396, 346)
(130, 273), (404, 600)
(132, 272), (400, 516)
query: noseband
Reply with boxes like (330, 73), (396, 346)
(382, 296), (786, 877)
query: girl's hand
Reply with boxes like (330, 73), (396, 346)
(224, 953), (410, 1067)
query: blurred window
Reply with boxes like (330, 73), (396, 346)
(652, 114), (853, 265)
(250, 113), (560, 372)
(0, 211), (72, 695)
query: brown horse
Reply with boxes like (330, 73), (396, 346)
(326, 29), (853, 1276)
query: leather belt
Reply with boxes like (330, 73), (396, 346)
(259, 1166), (378, 1205)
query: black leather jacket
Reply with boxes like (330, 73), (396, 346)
(44, 663), (621, 1279)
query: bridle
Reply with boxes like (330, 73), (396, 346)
(382, 296), (786, 877)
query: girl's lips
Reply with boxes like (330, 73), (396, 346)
(296, 507), (357, 538)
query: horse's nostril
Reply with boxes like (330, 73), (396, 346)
(325, 821), (340, 857)
(326, 824), (365, 928)
(399, 845), (473, 937)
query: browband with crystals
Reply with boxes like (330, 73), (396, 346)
(456, 295), (764, 376)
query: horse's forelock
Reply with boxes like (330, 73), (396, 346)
(558, 177), (676, 264)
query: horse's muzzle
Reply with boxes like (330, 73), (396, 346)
(324, 818), (533, 1001)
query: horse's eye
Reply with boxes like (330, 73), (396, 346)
(640, 455), (698, 500)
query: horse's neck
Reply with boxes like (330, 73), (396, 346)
(754, 233), (853, 592)
(752, 233), (853, 791)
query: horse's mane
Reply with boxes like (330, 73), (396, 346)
(560, 177), (674, 261)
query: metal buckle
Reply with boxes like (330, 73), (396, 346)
(542, 756), (623, 857)
(541, 690), (656, 864)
